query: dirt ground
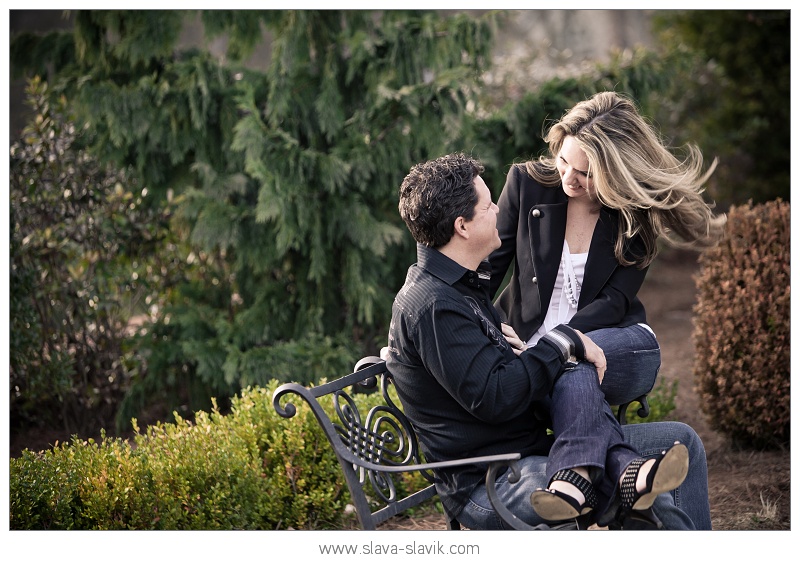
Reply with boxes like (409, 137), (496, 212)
(380, 249), (791, 531)
(9, 250), (790, 531)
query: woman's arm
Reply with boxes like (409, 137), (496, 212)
(489, 165), (524, 297)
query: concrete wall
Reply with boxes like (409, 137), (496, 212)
(500, 10), (653, 63)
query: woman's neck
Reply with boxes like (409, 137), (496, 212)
(567, 193), (602, 215)
(565, 198), (601, 254)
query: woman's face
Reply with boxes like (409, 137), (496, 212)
(557, 136), (596, 201)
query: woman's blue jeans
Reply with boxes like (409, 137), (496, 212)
(546, 324), (665, 500)
(590, 323), (661, 406)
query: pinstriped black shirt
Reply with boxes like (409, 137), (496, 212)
(386, 244), (585, 518)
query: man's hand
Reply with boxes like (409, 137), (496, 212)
(501, 323), (527, 356)
(574, 330), (606, 383)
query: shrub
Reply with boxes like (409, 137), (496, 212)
(617, 375), (678, 425)
(9, 380), (430, 529)
(9, 77), (180, 436)
(10, 383), (341, 529)
(692, 199), (790, 448)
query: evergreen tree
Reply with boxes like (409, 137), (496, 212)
(11, 10), (497, 427)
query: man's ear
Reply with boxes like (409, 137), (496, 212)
(453, 216), (469, 240)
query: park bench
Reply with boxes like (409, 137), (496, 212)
(272, 355), (651, 531)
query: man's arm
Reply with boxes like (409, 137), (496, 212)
(503, 322), (606, 382)
(413, 299), (591, 423)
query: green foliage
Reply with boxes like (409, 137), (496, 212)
(693, 200), (790, 448)
(232, 10), (495, 334)
(10, 29), (76, 80)
(652, 10), (790, 204)
(9, 77), (181, 435)
(73, 10), (186, 68)
(616, 376), (678, 425)
(10, 382), (431, 529)
(10, 10), (498, 425)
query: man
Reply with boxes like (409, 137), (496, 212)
(384, 153), (712, 530)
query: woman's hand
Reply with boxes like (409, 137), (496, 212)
(502, 323), (527, 356)
(574, 330), (607, 383)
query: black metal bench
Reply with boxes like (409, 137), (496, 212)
(272, 355), (650, 530)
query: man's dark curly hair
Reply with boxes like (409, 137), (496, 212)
(398, 153), (485, 248)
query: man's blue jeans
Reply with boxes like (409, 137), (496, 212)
(456, 420), (711, 530)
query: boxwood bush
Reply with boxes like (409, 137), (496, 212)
(693, 199), (790, 448)
(10, 381), (430, 530)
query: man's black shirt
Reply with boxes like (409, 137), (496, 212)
(386, 244), (584, 518)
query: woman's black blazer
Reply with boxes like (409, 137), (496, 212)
(489, 164), (648, 342)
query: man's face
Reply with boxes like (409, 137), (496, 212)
(463, 175), (501, 257)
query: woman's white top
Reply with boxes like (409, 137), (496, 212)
(525, 240), (656, 347)
(527, 240), (586, 347)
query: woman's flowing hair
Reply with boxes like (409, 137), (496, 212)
(526, 91), (727, 268)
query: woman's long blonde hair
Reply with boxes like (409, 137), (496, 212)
(527, 91), (727, 268)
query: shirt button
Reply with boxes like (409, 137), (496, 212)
(532, 209), (541, 218)
(532, 277), (538, 284)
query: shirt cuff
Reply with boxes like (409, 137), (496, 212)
(540, 324), (585, 367)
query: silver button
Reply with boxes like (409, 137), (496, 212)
(532, 277), (538, 284)
(532, 209), (541, 218)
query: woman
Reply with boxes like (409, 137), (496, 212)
(490, 91), (726, 521)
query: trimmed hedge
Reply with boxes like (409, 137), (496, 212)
(10, 382), (427, 530)
(693, 199), (790, 448)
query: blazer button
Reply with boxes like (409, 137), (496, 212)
(532, 277), (538, 284)
(532, 209), (541, 218)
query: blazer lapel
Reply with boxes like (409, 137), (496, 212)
(527, 202), (567, 309)
(579, 208), (618, 307)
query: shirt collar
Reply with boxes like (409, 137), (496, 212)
(416, 243), (468, 286)
(416, 243), (493, 287)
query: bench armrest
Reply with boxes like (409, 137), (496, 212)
(274, 380), (521, 474)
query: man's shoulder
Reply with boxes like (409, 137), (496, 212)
(395, 265), (447, 303)
(393, 265), (464, 316)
